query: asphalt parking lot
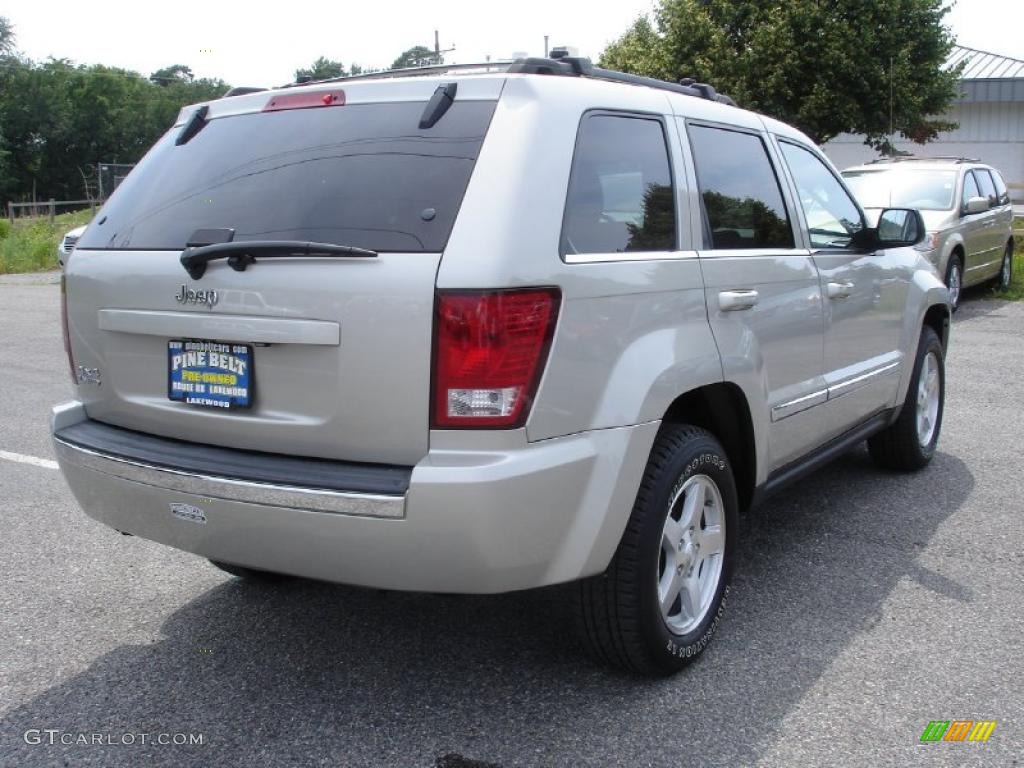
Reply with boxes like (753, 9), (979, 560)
(0, 273), (1021, 768)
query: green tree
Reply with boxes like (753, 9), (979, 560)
(391, 45), (439, 70)
(0, 15), (14, 55)
(295, 56), (347, 81)
(0, 17), (230, 206)
(150, 64), (194, 85)
(600, 0), (962, 150)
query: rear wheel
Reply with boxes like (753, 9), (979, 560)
(945, 254), (963, 311)
(868, 326), (944, 471)
(209, 560), (293, 582)
(997, 242), (1013, 291)
(574, 425), (738, 675)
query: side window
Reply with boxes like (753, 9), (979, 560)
(961, 171), (980, 210)
(975, 169), (997, 204)
(779, 141), (864, 249)
(991, 169), (1010, 205)
(688, 124), (793, 250)
(561, 114), (676, 256)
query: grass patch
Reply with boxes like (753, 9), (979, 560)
(990, 229), (1024, 301)
(0, 209), (95, 274)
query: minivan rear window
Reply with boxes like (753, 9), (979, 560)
(76, 99), (497, 253)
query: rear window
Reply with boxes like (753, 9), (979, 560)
(77, 99), (497, 252)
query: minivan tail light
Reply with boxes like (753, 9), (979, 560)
(432, 289), (561, 429)
(60, 274), (77, 384)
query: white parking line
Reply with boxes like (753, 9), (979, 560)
(0, 450), (59, 470)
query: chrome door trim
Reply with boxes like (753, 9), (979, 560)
(827, 361), (900, 400)
(771, 388), (828, 422)
(562, 249), (698, 264)
(965, 257), (1001, 273)
(53, 437), (406, 519)
(695, 247), (813, 259)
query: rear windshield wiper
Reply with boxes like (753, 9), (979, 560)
(180, 240), (378, 280)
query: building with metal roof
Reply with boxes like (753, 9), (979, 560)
(824, 45), (1024, 207)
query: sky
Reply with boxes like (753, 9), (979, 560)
(3, 0), (1022, 87)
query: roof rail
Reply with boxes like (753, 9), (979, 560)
(279, 56), (737, 106)
(280, 62), (513, 88)
(507, 56), (737, 106)
(867, 155), (981, 164)
(223, 86), (268, 98)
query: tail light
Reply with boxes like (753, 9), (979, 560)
(432, 288), (561, 429)
(60, 274), (77, 384)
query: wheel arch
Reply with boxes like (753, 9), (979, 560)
(923, 302), (951, 353)
(661, 382), (756, 513)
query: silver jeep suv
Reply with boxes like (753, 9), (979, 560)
(842, 157), (1015, 310)
(52, 57), (950, 675)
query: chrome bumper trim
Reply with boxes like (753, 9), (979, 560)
(53, 437), (406, 519)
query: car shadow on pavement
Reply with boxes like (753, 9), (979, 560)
(0, 448), (973, 768)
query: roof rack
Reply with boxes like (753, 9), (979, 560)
(867, 155), (981, 164)
(280, 55), (737, 106)
(223, 86), (268, 98)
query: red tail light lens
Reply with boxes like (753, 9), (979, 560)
(60, 274), (77, 384)
(262, 90), (346, 112)
(433, 288), (561, 429)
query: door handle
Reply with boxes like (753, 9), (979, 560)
(718, 289), (759, 311)
(827, 281), (854, 299)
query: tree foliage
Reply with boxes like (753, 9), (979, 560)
(150, 64), (194, 85)
(0, 17), (228, 205)
(391, 45), (440, 70)
(295, 56), (348, 81)
(0, 16), (14, 56)
(600, 0), (962, 149)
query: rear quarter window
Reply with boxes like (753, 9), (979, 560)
(560, 113), (677, 256)
(77, 100), (497, 253)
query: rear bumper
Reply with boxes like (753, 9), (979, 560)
(52, 402), (657, 593)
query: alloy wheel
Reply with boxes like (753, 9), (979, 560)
(658, 474), (726, 636)
(916, 351), (941, 447)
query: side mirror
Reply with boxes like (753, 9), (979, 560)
(964, 196), (990, 215)
(868, 207), (924, 249)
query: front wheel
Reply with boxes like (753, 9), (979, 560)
(574, 424), (738, 675)
(945, 255), (963, 311)
(868, 326), (945, 471)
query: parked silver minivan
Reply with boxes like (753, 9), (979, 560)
(53, 57), (950, 675)
(842, 158), (1015, 310)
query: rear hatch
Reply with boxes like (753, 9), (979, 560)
(65, 77), (502, 465)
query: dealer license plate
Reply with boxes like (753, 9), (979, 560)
(168, 340), (253, 409)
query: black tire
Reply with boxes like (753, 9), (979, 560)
(997, 241), (1013, 291)
(868, 326), (944, 471)
(945, 254), (963, 312)
(574, 424), (739, 676)
(209, 560), (293, 582)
